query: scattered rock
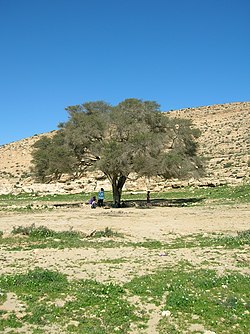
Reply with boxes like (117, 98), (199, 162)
(189, 323), (205, 332)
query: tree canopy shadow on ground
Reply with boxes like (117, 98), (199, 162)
(106, 197), (204, 208)
(50, 197), (204, 209)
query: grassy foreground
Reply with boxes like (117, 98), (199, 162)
(0, 265), (249, 333)
(0, 184), (249, 333)
(0, 225), (250, 333)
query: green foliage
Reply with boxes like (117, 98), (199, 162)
(224, 162), (233, 168)
(2, 226), (250, 252)
(0, 225), (124, 251)
(93, 227), (121, 238)
(0, 269), (144, 333)
(11, 224), (81, 240)
(238, 229), (250, 238)
(215, 230), (250, 248)
(31, 131), (77, 181)
(125, 269), (250, 333)
(31, 98), (203, 204)
(169, 230), (250, 249)
(0, 231), (249, 332)
(64, 280), (141, 332)
(11, 224), (121, 240)
(0, 268), (68, 295)
(191, 184), (250, 203)
(1, 184), (248, 214)
(0, 313), (22, 331)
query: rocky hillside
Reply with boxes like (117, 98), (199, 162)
(170, 102), (250, 184)
(0, 102), (249, 194)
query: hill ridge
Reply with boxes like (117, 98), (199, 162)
(0, 102), (249, 194)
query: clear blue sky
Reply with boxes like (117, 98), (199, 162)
(1, 0), (249, 145)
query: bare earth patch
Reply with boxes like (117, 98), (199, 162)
(0, 204), (249, 333)
(1, 204), (249, 239)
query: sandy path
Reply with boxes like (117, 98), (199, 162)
(0, 204), (249, 240)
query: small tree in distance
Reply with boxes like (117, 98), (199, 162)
(31, 98), (204, 206)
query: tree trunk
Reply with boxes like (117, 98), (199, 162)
(111, 175), (127, 207)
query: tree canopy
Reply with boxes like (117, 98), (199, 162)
(32, 98), (204, 205)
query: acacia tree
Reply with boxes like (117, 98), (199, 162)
(32, 98), (203, 205)
(31, 131), (77, 182)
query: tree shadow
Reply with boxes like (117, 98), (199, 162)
(48, 197), (204, 209)
(108, 197), (204, 208)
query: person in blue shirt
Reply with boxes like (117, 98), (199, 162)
(98, 188), (105, 207)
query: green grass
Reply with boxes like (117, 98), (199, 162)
(0, 184), (249, 211)
(11, 223), (82, 239)
(0, 225), (125, 251)
(0, 184), (249, 332)
(0, 268), (146, 333)
(1, 225), (249, 251)
(0, 192), (87, 203)
(0, 267), (68, 296)
(123, 184), (250, 204)
(91, 227), (124, 238)
(0, 267), (249, 333)
(125, 269), (250, 334)
(168, 230), (250, 249)
(136, 230), (250, 250)
(0, 226), (250, 333)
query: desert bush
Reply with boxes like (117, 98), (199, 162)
(237, 229), (250, 239)
(11, 224), (81, 239)
(224, 162), (233, 168)
(93, 227), (121, 238)
(0, 267), (68, 294)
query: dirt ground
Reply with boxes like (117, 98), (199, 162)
(1, 204), (250, 238)
(0, 204), (249, 333)
(0, 204), (249, 280)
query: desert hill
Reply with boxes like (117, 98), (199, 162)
(170, 102), (250, 183)
(0, 102), (249, 194)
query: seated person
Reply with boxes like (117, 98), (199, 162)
(88, 196), (97, 208)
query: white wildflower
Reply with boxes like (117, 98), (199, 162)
(161, 310), (171, 317)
